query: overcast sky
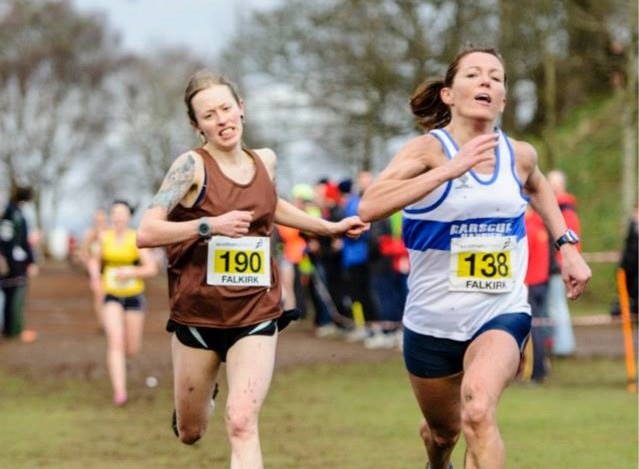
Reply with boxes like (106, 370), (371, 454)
(71, 0), (280, 58)
(51, 0), (341, 236)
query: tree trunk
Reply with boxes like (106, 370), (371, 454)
(498, 0), (516, 130)
(541, 51), (557, 168)
(621, 30), (638, 220)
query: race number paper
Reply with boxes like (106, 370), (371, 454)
(449, 236), (515, 293)
(104, 267), (137, 291)
(207, 236), (271, 287)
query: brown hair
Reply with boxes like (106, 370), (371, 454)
(184, 69), (242, 126)
(410, 46), (506, 131)
(11, 185), (33, 203)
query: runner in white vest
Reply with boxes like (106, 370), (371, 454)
(402, 127), (530, 342)
(359, 47), (591, 469)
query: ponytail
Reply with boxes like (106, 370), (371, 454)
(409, 79), (451, 131)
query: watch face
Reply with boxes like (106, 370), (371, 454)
(198, 220), (211, 237)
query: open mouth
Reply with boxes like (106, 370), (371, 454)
(219, 127), (235, 137)
(474, 93), (492, 104)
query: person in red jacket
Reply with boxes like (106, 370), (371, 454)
(546, 170), (580, 356)
(524, 207), (551, 382)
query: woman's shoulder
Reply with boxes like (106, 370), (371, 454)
(404, 132), (441, 151)
(252, 148), (277, 177)
(169, 149), (205, 182)
(164, 149), (204, 173)
(252, 147), (276, 163)
(506, 135), (537, 168)
(393, 133), (444, 168)
(507, 135), (536, 154)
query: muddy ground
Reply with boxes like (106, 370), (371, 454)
(0, 263), (630, 384)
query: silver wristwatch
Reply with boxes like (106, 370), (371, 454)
(197, 218), (212, 238)
(553, 229), (579, 250)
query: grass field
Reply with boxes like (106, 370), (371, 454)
(1, 356), (636, 468)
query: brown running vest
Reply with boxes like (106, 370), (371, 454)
(166, 147), (282, 328)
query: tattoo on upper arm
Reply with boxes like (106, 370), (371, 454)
(149, 154), (196, 212)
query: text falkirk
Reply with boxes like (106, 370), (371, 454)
(465, 279), (507, 290)
(221, 275), (260, 284)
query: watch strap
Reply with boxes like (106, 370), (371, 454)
(553, 229), (579, 250)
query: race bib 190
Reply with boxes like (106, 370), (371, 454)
(206, 236), (271, 287)
(449, 236), (515, 293)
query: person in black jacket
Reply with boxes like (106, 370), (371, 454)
(0, 186), (38, 339)
(619, 203), (638, 317)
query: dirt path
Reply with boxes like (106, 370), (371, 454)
(0, 264), (630, 383)
(0, 264), (400, 382)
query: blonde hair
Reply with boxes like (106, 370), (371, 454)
(184, 69), (242, 125)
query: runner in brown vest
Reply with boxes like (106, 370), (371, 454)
(137, 69), (368, 469)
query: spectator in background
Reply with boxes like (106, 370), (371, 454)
(546, 169), (580, 356)
(290, 182), (339, 335)
(522, 207), (551, 382)
(383, 211), (409, 344)
(314, 178), (349, 323)
(0, 186), (38, 342)
(615, 202), (638, 319)
(288, 183), (316, 320)
(274, 221), (306, 312)
(341, 170), (382, 342)
(81, 207), (109, 330)
(366, 211), (408, 349)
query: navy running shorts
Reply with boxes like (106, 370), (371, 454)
(104, 293), (147, 312)
(403, 312), (531, 378)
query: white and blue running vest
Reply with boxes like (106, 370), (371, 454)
(402, 128), (531, 341)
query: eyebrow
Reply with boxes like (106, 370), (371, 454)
(198, 102), (231, 113)
(463, 65), (503, 74)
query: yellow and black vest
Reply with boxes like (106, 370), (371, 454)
(101, 229), (144, 297)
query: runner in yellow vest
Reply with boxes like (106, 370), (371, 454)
(88, 200), (158, 406)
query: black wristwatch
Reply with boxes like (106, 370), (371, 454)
(553, 229), (579, 250)
(197, 218), (212, 239)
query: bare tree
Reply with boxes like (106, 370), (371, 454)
(617, 1), (638, 219)
(227, 1), (465, 171)
(0, 0), (122, 230)
(225, 0), (531, 174)
(115, 49), (205, 194)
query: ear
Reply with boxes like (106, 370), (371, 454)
(440, 86), (453, 106)
(499, 96), (507, 113)
(190, 122), (205, 142)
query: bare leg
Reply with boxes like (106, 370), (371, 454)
(124, 310), (145, 357)
(102, 301), (127, 404)
(280, 261), (296, 310)
(408, 372), (463, 469)
(91, 284), (104, 329)
(225, 333), (277, 469)
(461, 330), (521, 469)
(172, 335), (221, 445)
